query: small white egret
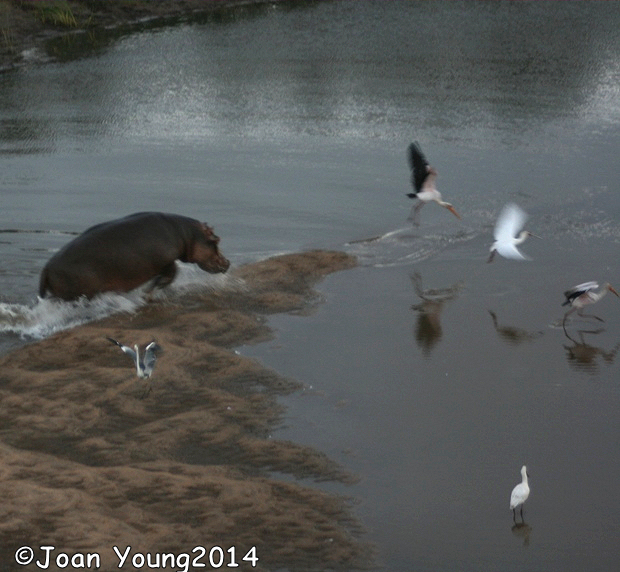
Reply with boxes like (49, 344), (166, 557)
(107, 337), (161, 397)
(510, 465), (530, 522)
(406, 141), (460, 226)
(562, 281), (619, 327)
(488, 203), (539, 262)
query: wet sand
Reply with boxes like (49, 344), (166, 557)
(0, 251), (373, 571)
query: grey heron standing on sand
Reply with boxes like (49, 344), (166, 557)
(406, 141), (460, 226)
(562, 282), (620, 328)
(107, 337), (161, 397)
(488, 203), (540, 263)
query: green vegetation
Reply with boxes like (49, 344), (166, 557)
(28, 1), (78, 28)
(2, 25), (15, 52)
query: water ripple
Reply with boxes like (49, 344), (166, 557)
(345, 225), (479, 268)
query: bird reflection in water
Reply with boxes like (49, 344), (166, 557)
(511, 521), (532, 547)
(563, 328), (620, 374)
(488, 311), (544, 346)
(410, 272), (463, 357)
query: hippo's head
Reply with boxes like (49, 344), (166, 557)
(191, 223), (230, 274)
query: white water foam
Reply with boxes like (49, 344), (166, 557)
(345, 225), (479, 268)
(0, 294), (144, 341)
(152, 262), (248, 298)
(0, 262), (247, 343)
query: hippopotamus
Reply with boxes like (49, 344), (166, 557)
(39, 212), (230, 301)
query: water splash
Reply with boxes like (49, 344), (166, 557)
(0, 294), (143, 341)
(0, 262), (246, 344)
(152, 263), (248, 298)
(345, 225), (479, 268)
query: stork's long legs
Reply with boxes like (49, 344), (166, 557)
(563, 307), (604, 333)
(408, 201), (425, 226)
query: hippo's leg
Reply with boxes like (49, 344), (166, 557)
(144, 262), (178, 297)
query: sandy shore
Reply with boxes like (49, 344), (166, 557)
(0, 0), (291, 71)
(0, 251), (373, 571)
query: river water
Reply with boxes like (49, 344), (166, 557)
(1, 1), (620, 570)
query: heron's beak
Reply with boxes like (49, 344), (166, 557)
(528, 233), (542, 239)
(445, 205), (461, 219)
(609, 286), (619, 298)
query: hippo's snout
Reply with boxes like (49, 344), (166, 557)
(192, 224), (230, 274)
(217, 256), (230, 273)
(200, 253), (230, 274)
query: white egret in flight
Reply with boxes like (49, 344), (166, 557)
(562, 281), (619, 328)
(510, 465), (530, 522)
(406, 141), (460, 226)
(488, 203), (539, 263)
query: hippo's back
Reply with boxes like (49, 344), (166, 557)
(66, 212), (195, 250)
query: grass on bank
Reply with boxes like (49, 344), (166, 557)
(21, 0), (78, 28)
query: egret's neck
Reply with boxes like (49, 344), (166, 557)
(515, 231), (529, 245)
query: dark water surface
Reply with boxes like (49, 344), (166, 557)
(1, 1), (620, 570)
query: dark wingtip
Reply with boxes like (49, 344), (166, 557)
(406, 193), (417, 199)
(408, 140), (422, 155)
(407, 141), (428, 176)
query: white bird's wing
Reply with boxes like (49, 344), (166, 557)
(564, 281), (598, 299)
(107, 337), (137, 362)
(494, 203), (527, 242)
(496, 242), (528, 261)
(510, 484), (527, 509)
(568, 281), (598, 293)
(143, 342), (160, 376)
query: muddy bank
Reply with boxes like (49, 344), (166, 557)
(0, 0), (296, 70)
(0, 251), (372, 571)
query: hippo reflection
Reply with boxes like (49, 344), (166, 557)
(39, 212), (230, 301)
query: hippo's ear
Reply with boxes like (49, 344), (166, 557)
(202, 223), (220, 244)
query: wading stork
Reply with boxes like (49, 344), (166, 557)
(562, 281), (619, 328)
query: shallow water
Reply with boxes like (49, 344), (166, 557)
(1, 1), (620, 570)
